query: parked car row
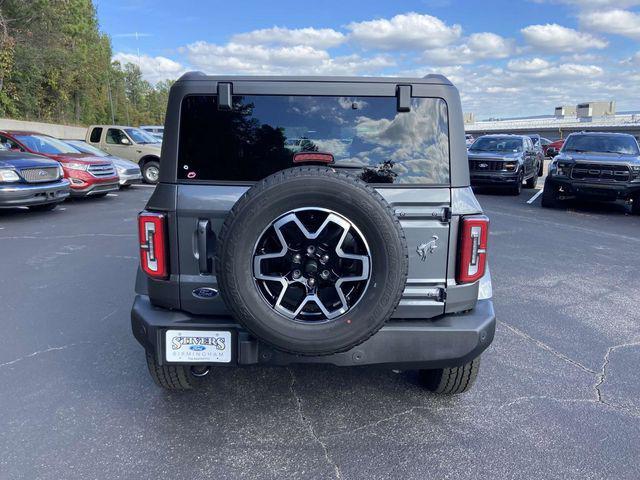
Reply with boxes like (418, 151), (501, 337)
(0, 129), (145, 212)
(468, 131), (640, 214)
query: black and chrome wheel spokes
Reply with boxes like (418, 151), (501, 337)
(253, 208), (371, 322)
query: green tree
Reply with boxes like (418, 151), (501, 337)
(0, 0), (172, 126)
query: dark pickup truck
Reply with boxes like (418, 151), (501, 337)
(0, 148), (70, 211)
(542, 132), (640, 214)
(468, 134), (542, 195)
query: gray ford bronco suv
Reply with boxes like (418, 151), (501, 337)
(131, 73), (495, 394)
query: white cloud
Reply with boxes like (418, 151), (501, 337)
(183, 41), (394, 75)
(623, 51), (640, 65)
(112, 52), (185, 83)
(347, 12), (462, 50)
(231, 26), (345, 49)
(122, 10), (640, 119)
(556, 63), (603, 76)
(423, 32), (514, 65)
(521, 23), (608, 52)
(560, 52), (602, 62)
(579, 9), (640, 39)
(467, 33), (514, 58)
(507, 57), (552, 72)
(508, 58), (602, 77)
(485, 86), (521, 94)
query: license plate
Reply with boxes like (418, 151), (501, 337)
(165, 330), (231, 363)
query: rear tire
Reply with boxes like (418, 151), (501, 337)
(145, 353), (205, 391)
(541, 178), (560, 208)
(142, 161), (160, 184)
(538, 159), (544, 176)
(28, 202), (58, 212)
(420, 357), (481, 394)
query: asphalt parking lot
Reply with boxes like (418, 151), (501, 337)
(1, 180), (639, 480)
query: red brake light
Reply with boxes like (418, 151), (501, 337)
(457, 215), (489, 284)
(138, 211), (168, 279)
(293, 152), (334, 164)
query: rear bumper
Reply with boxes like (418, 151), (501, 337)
(548, 176), (640, 199)
(0, 179), (70, 207)
(131, 295), (496, 369)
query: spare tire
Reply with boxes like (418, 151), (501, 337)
(216, 167), (408, 355)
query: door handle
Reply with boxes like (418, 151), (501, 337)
(197, 219), (212, 274)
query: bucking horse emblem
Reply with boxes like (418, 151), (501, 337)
(416, 235), (439, 261)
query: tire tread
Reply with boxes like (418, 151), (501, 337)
(146, 353), (195, 390)
(421, 357), (481, 394)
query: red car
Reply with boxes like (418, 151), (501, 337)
(545, 139), (564, 157)
(0, 131), (119, 197)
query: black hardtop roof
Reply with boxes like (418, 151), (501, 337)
(176, 71), (453, 86)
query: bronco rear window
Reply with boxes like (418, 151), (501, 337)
(178, 95), (450, 185)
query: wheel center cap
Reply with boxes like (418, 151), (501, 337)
(304, 260), (318, 276)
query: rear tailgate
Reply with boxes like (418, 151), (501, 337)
(379, 188), (450, 318)
(175, 184), (450, 319)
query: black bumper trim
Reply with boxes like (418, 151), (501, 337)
(131, 295), (496, 369)
(470, 172), (519, 186)
(548, 176), (640, 198)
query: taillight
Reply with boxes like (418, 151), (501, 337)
(138, 211), (168, 279)
(457, 215), (489, 284)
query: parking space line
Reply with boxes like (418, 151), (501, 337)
(131, 184), (155, 188)
(107, 193), (118, 197)
(527, 189), (543, 204)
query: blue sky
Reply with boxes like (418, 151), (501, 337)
(95, 0), (640, 118)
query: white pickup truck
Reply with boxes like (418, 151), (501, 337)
(86, 125), (162, 183)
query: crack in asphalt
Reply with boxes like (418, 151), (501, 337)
(322, 393), (640, 440)
(98, 308), (119, 323)
(500, 322), (640, 414)
(0, 341), (92, 369)
(594, 341), (640, 404)
(500, 320), (596, 374)
(287, 367), (342, 480)
(321, 406), (434, 439)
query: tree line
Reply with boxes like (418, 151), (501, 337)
(0, 0), (171, 127)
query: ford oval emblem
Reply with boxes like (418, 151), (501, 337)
(192, 287), (218, 299)
(189, 345), (206, 351)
